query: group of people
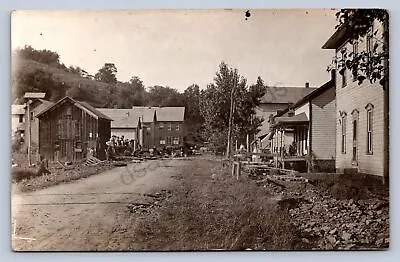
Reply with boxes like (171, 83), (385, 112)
(105, 135), (136, 160)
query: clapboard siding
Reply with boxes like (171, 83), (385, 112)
(334, 20), (386, 177)
(335, 78), (385, 177)
(311, 87), (336, 160)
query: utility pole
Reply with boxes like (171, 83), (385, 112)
(226, 76), (236, 159)
(27, 99), (32, 166)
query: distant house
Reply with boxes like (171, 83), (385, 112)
(97, 106), (186, 151)
(270, 72), (336, 172)
(36, 96), (112, 162)
(133, 106), (186, 150)
(11, 93), (54, 159)
(322, 19), (389, 180)
(28, 99), (54, 147)
(255, 84), (316, 148)
(96, 108), (153, 150)
(11, 104), (26, 140)
(96, 109), (140, 140)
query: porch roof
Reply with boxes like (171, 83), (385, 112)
(274, 112), (309, 127)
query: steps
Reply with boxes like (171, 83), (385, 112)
(83, 156), (102, 166)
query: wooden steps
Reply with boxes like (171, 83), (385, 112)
(83, 156), (102, 166)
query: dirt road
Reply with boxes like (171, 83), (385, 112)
(12, 159), (187, 251)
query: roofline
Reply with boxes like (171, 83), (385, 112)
(36, 96), (112, 120)
(322, 25), (348, 49)
(275, 72), (336, 118)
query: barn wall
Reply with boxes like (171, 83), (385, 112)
(39, 100), (110, 162)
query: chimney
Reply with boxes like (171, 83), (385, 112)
(305, 82), (310, 88)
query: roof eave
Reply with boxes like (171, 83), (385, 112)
(322, 26), (348, 49)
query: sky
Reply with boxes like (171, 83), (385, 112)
(11, 9), (338, 92)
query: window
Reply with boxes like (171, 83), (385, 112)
(18, 115), (24, 123)
(168, 123), (172, 131)
(352, 41), (359, 81)
(366, 103), (374, 154)
(176, 124), (180, 131)
(340, 49), (348, 88)
(342, 65), (347, 88)
(341, 113), (347, 154)
(366, 26), (374, 54)
(173, 137), (179, 145)
(351, 109), (359, 163)
(159, 122), (164, 129)
(366, 26), (374, 75)
(160, 139), (166, 145)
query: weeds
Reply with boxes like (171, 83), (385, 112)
(132, 160), (302, 250)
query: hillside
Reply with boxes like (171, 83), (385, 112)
(12, 58), (113, 107)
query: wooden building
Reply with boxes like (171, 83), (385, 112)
(322, 19), (388, 181)
(271, 72), (336, 172)
(254, 85), (316, 149)
(36, 96), (112, 162)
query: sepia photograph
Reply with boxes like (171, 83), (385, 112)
(10, 9), (389, 251)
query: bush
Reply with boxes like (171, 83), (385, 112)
(12, 167), (37, 182)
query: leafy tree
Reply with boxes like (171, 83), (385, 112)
(94, 63), (118, 84)
(114, 77), (146, 108)
(12, 68), (68, 102)
(329, 9), (389, 88)
(146, 86), (184, 107)
(182, 84), (205, 145)
(68, 65), (85, 76)
(128, 76), (146, 106)
(183, 84), (203, 123)
(199, 62), (266, 152)
(14, 45), (60, 65)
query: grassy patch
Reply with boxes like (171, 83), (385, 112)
(12, 162), (114, 193)
(130, 160), (303, 250)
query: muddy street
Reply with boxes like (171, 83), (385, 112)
(11, 157), (389, 251)
(11, 159), (188, 251)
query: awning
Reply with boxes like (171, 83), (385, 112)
(274, 112), (309, 127)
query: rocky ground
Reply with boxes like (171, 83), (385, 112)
(246, 166), (390, 250)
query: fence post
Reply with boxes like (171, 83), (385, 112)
(236, 161), (241, 180)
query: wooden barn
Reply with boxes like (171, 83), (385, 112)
(36, 96), (112, 162)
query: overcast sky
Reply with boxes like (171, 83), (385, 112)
(12, 9), (338, 91)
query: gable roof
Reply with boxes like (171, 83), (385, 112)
(97, 108), (141, 128)
(132, 106), (185, 122)
(260, 87), (317, 104)
(130, 107), (157, 123)
(36, 96), (112, 121)
(32, 99), (54, 117)
(275, 74), (336, 118)
(155, 107), (185, 122)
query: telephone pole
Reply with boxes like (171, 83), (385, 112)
(226, 76), (236, 159)
(27, 99), (32, 166)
